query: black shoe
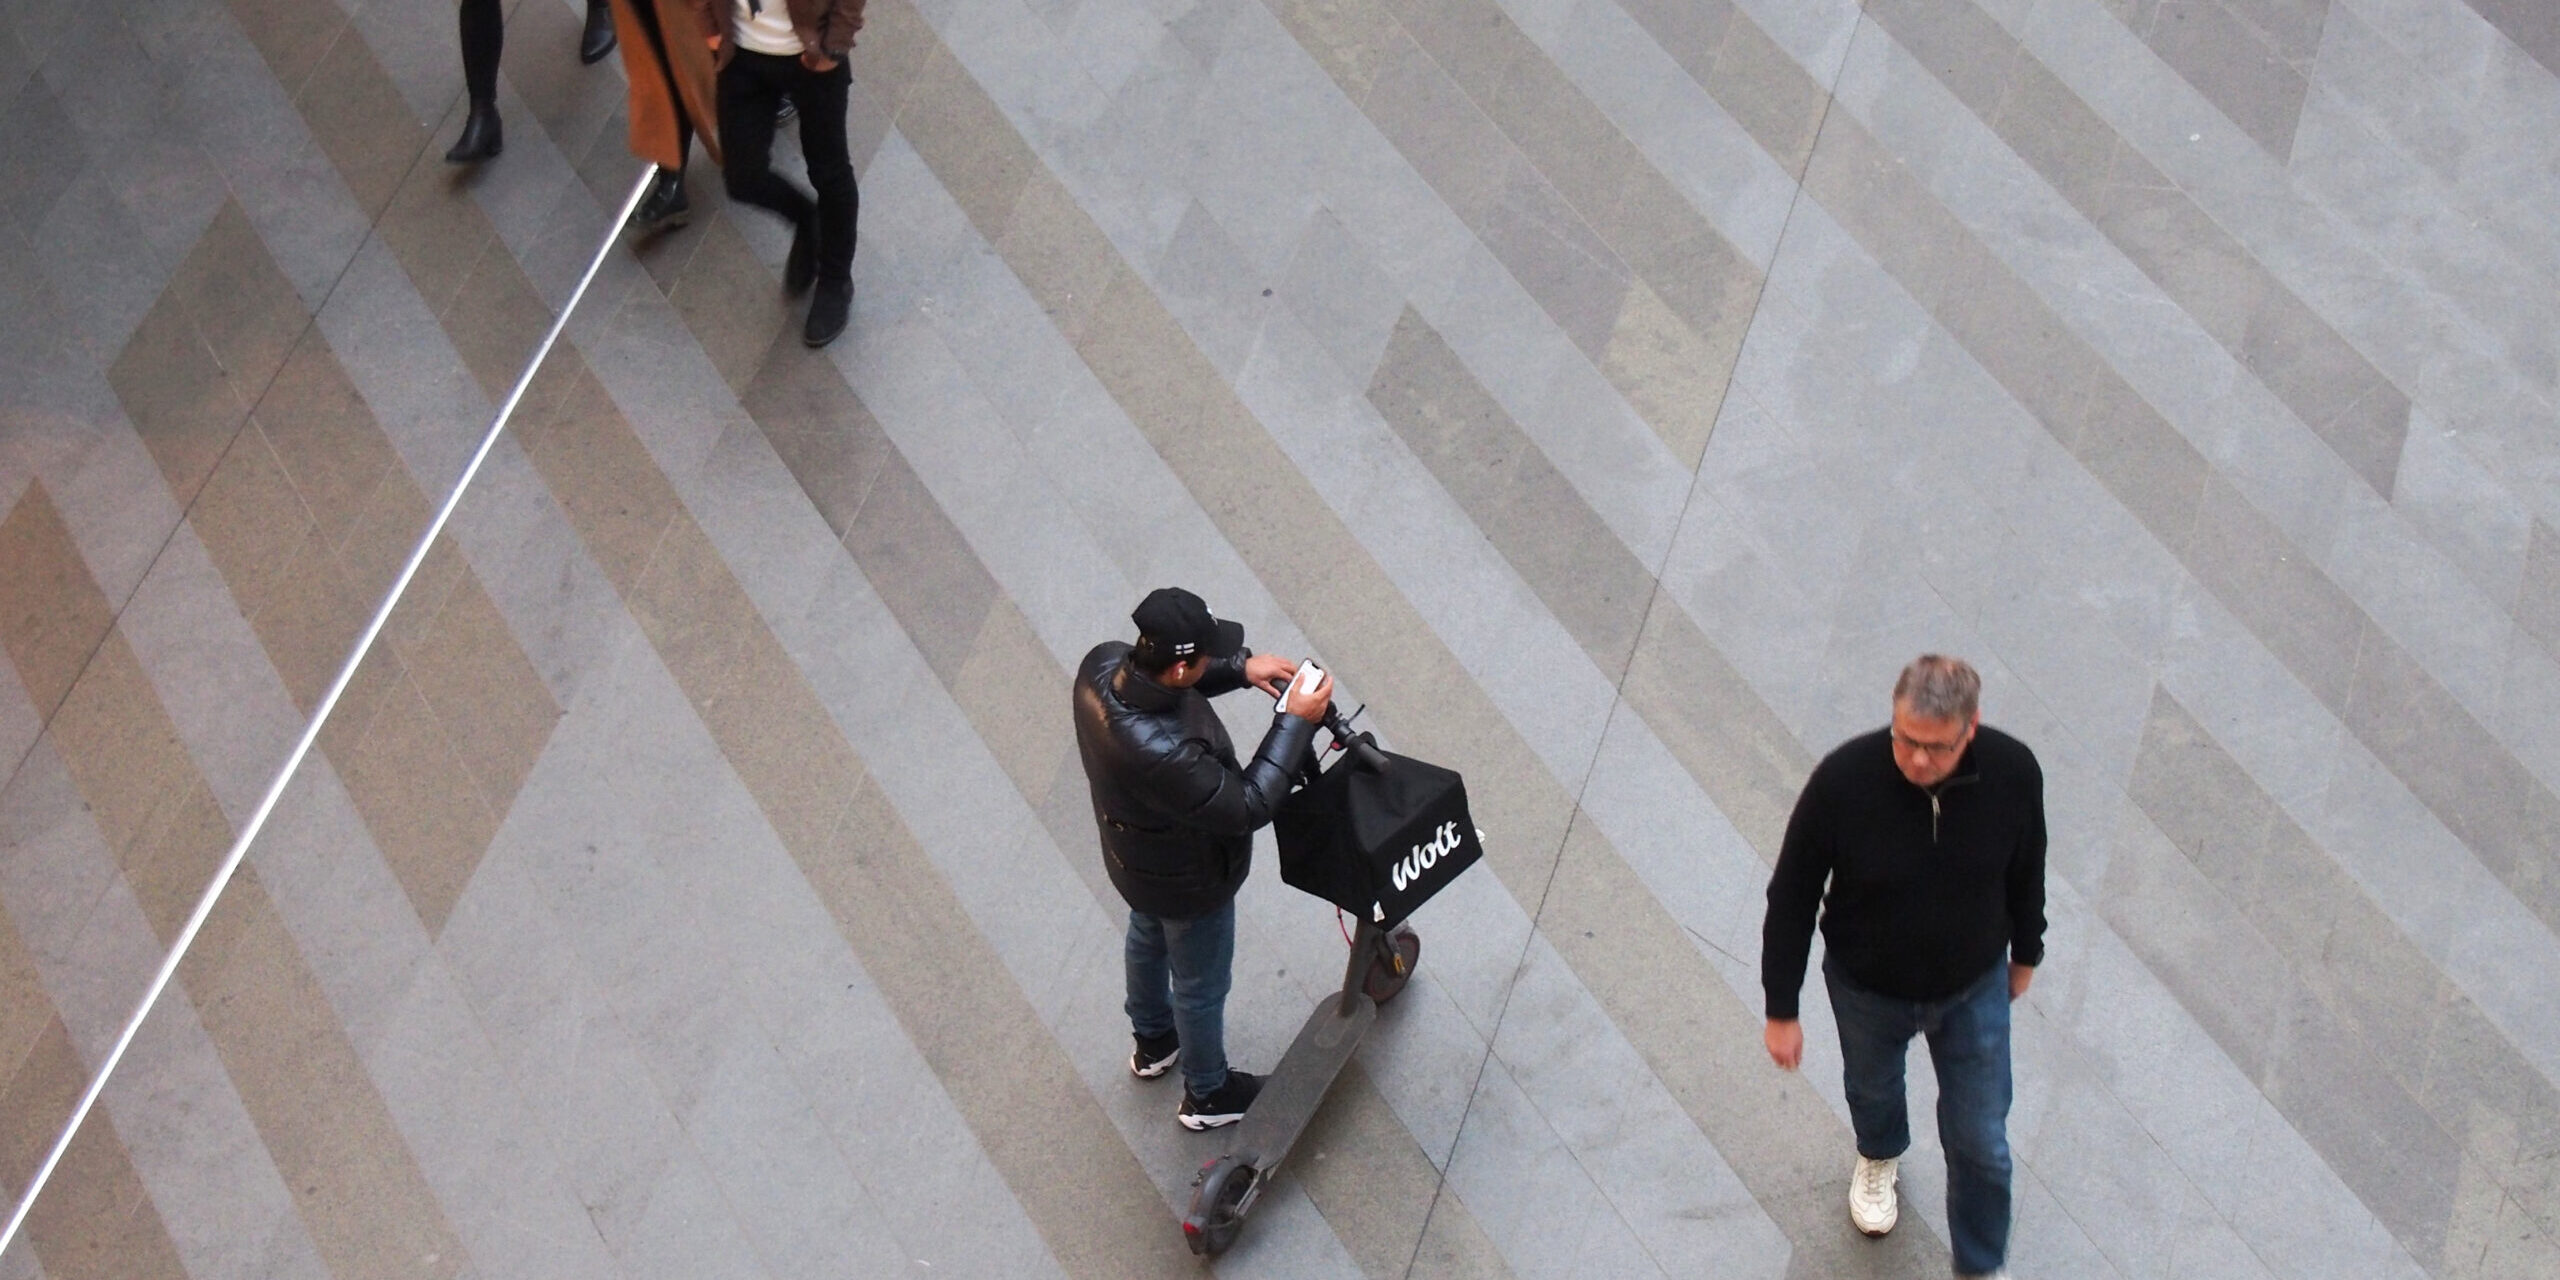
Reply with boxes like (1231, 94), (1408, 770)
(445, 104), (502, 163)
(783, 217), (817, 296)
(776, 96), (798, 124)
(630, 172), (690, 233)
(1177, 1069), (1261, 1131)
(1130, 1030), (1180, 1079)
(803, 279), (851, 348)
(579, 0), (617, 64)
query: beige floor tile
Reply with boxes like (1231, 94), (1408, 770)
(1296, 1070), (1516, 1280)
(373, 174), (502, 323)
(0, 1021), (191, 1280)
(36, 649), (204, 940)
(1618, 603), (1812, 861)
(252, 331), (403, 553)
(222, 0), (343, 94)
(1262, 0), (1411, 105)
(107, 286), (250, 508)
(513, 364), (682, 596)
(179, 430), (317, 629)
(439, 244), (562, 409)
(667, 217), (793, 398)
(335, 673), (504, 937)
(114, 780), (235, 947)
(951, 597), (1074, 806)
(167, 202), (310, 400)
(0, 912), (49, 1093)
(394, 574), (560, 818)
(242, 527), (377, 714)
(0, 485), (117, 718)
(1368, 306), (1655, 674)
(996, 173), (1120, 348)
(848, 0), (950, 120)
(1406, 1185), (1515, 1279)
(353, 493), (461, 651)
(1600, 283), (1731, 469)
(841, 456), (1000, 686)
(296, 36), (432, 219)
(893, 47), (1039, 242)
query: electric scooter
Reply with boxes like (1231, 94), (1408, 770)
(1180, 708), (1423, 1256)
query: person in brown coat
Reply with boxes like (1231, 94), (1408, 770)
(695, 0), (868, 348)
(609, 0), (725, 229)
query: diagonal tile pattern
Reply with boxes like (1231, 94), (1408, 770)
(3, 0), (2558, 1275)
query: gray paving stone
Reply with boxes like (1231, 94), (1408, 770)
(2147, 0), (2315, 158)
(1275, 208), (1407, 384)
(614, 1156), (774, 1280)
(436, 859), (702, 1263)
(2456, 0), (2560, 82)
(0, 70), (84, 229)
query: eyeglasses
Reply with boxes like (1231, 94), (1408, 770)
(1890, 728), (1969, 758)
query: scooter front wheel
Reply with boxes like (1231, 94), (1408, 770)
(1363, 925), (1421, 1005)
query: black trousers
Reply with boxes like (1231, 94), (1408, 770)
(718, 50), (857, 285)
(458, 0), (502, 106)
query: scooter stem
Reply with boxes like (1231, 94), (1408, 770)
(1339, 919), (1384, 1016)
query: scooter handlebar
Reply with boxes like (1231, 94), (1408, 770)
(1321, 705), (1389, 773)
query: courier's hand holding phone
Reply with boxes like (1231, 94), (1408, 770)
(1279, 660), (1333, 722)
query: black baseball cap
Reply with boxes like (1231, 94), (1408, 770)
(1132, 587), (1244, 663)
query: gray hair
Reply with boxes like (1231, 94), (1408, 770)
(1893, 654), (1980, 722)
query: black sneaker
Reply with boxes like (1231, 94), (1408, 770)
(1177, 1070), (1261, 1131)
(1129, 1030), (1180, 1079)
(777, 96), (798, 124)
(630, 172), (690, 233)
(803, 279), (851, 348)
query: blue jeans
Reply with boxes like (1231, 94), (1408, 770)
(1826, 958), (2013, 1276)
(1125, 902), (1235, 1098)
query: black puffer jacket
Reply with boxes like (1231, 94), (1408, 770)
(1073, 641), (1317, 919)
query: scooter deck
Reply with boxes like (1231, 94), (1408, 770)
(1228, 990), (1377, 1169)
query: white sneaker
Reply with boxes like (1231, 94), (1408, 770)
(1849, 1153), (1899, 1236)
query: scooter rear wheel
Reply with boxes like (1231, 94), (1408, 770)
(1183, 1156), (1254, 1256)
(1363, 925), (1422, 1005)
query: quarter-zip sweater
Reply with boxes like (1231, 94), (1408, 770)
(1761, 725), (2047, 1019)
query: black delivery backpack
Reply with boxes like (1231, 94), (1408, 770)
(1274, 743), (1482, 929)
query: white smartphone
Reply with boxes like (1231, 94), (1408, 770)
(1280, 660), (1324, 708)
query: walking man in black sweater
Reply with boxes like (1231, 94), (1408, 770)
(1761, 655), (2045, 1280)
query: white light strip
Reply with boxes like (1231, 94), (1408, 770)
(0, 164), (660, 1261)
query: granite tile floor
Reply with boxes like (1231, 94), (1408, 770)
(1, 0), (2556, 1275)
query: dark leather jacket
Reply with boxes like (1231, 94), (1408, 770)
(1073, 641), (1317, 919)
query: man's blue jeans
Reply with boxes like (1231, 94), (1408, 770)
(1125, 902), (1235, 1098)
(1825, 957), (2013, 1276)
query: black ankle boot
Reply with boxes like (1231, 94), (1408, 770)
(445, 103), (502, 163)
(579, 0), (617, 64)
(630, 171), (691, 233)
